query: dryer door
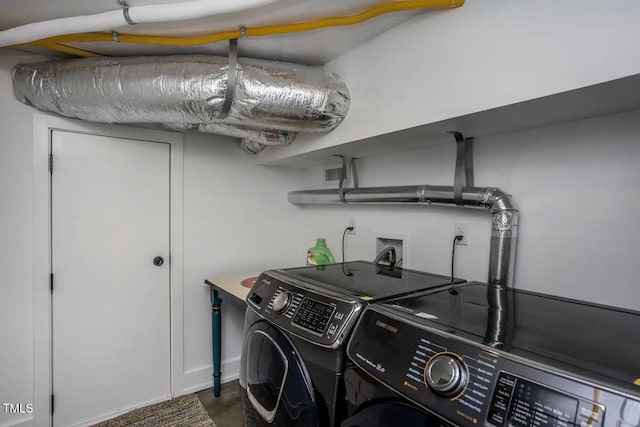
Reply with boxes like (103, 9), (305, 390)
(240, 321), (318, 426)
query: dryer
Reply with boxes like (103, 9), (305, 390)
(239, 261), (463, 427)
(343, 282), (640, 427)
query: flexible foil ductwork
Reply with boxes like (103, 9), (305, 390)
(166, 122), (296, 153)
(11, 55), (350, 153)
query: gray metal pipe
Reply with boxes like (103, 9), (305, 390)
(288, 185), (519, 288)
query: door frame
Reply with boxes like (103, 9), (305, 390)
(32, 114), (185, 427)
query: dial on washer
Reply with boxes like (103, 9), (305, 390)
(425, 353), (468, 397)
(272, 292), (292, 314)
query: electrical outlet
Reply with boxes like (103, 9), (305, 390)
(348, 216), (357, 235)
(454, 222), (468, 246)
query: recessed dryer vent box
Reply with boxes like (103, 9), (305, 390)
(375, 233), (407, 267)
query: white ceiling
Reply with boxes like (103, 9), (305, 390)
(0, 0), (424, 64)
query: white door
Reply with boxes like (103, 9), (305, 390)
(51, 131), (171, 427)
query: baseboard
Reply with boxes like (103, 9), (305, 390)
(0, 415), (34, 427)
(182, 357), (241, 395)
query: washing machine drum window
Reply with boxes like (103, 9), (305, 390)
(246, 331), (288, 415)
(241, 322), (318, 426)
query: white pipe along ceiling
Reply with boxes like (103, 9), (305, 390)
(0, 0), (284, 47)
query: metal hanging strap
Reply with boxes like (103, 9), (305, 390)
(334, 155), (359, 203)
(219, 38), (239, 119)
(350, 157), (359, 189)
(448, 131), (475, 205)
(118, 0), (136, 25)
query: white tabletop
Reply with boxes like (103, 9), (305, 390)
(205, 273), (260, 303)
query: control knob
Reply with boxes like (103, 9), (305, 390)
(272, 292), (292, 314)
(425, 353), (468, 397)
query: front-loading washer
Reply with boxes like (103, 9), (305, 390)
(239, 261), (463, 427)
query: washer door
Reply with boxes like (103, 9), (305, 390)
(341, 401), (442, 427)
(240, 321), (318, 426)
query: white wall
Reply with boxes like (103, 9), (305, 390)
(0, 54), (305, 426)
(296, 109), (640, 311)
(181, 133), (303, 392)
(0, 55), (42, 427)
(269, 0), (640, 157)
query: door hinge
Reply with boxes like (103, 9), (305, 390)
(50, 273), (54, 292)
(51, 394), (54, 414)
(49, 154), (54, 173)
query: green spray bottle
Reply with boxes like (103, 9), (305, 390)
(306, 238), (335, 266)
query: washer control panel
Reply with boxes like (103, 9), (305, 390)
(292, 297), (336, 334)
(347, 307), (638, 427)
(246, 272), (362, 348)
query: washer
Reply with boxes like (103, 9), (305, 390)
(343, 282), (640, 427)
(239, 261), (463, 427)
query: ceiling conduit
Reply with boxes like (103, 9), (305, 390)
(0, 0), (283, 47)
(3, 0), (466, 57)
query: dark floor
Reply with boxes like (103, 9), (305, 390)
(197, 380), (244, 427)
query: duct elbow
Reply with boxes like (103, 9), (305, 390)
(479, 187), (517, 214)
(480, 187), (519, 289)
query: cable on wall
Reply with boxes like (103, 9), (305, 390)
(342, 226), (354, 263)
(450, 234), (463, 283)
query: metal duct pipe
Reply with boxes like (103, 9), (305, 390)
(288, 185), (519, 288)
(11, 55), (350, 153)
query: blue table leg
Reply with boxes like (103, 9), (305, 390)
(210, 287), (222, 397)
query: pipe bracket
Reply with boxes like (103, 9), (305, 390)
(219, 38), (239, 119)
(332, 155), (359, 203)
(449, 131), (474, 206)
(350, 157), (359, 189)
(111, 31), (120, 43)
(334, 155), (348, 203)
(239, 25), (248, 38)
(118, 0), (136, 25)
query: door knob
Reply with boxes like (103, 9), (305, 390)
(153, 256), (165, 267)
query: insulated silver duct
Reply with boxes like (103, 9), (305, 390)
(165, 122), (295, 153)
(288, 186), (519, 288)
(11, 55), (350, 153)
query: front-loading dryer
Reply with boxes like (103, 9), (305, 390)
(342, 282), (640, 427)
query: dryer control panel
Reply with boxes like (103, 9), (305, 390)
(246, 271), (363, 349)
(347, 307), (640, 427)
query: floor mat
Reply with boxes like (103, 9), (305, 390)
(92, 394), (215, 427)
